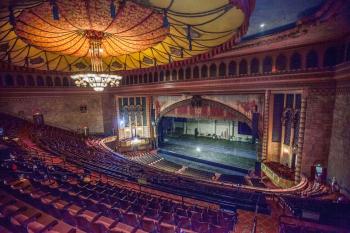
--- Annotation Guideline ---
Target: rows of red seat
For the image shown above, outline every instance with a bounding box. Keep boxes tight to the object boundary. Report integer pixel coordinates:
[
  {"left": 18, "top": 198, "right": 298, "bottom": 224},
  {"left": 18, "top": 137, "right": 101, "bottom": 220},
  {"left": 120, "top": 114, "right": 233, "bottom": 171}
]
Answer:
[
  {"left": 0, "top": 141, "right": 236, "bottom": 233},
  {"left": 0, "top": 113, "right": 270, "bottom": 215}
]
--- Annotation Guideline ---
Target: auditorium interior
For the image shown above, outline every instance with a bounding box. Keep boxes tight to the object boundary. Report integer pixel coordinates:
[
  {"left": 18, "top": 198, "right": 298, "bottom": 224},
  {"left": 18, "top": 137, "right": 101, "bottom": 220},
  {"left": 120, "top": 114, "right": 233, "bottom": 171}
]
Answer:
[{"left": 0, "top": 0, "right": 350, "bottom": 232}]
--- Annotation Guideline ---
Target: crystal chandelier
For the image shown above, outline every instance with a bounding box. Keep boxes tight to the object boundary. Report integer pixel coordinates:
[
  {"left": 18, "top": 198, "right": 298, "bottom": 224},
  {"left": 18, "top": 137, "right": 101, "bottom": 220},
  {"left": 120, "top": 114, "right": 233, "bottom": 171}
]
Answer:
[{"left": 71, "top": 30, "right": 122, "bottom": 92}]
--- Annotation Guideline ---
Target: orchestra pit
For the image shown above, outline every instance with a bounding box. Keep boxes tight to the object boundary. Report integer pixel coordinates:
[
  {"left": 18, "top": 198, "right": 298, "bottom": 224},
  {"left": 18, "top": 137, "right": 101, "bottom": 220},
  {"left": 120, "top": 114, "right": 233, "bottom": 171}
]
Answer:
[{"left": 0, "top": 0, "right": 350, "bottom": 232}]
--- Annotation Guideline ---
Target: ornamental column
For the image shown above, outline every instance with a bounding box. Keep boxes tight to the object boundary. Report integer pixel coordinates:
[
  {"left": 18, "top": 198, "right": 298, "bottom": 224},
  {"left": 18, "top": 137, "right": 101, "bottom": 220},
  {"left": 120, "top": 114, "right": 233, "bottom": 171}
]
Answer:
[
  {"left": 261, "top": 90, "right": 271, "bottom": 161},
  {"left": 294, "top": 90, "right": 308, "bottom": 183},
  {"left": 146, "top": 96, "right": 155, "bottom": 148}
]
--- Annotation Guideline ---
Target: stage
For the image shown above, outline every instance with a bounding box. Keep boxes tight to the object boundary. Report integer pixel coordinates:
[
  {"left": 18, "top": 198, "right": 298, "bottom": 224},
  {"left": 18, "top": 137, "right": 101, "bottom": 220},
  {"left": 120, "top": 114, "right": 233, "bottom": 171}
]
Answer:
[{"left": 158, "top": 135, "right": 257, "bottom": 174}]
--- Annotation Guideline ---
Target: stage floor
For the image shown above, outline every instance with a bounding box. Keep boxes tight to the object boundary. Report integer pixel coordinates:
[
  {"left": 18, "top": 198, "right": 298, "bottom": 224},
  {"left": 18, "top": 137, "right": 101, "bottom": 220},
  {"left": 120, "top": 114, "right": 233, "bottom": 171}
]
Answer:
[{"left": 159, "top": 135, "right": 257, "bottom": 171}]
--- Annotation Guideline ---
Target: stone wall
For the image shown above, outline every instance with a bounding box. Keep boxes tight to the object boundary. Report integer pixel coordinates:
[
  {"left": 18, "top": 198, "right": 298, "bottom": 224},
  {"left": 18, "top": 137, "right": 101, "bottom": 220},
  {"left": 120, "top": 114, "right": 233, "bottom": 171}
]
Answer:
[
  {"left": 301, "top": 89, "right": 335, "bottom": 176},
  {"left": 101, "top": 94, "right": 116, "bottom": 135},
  {"left": 0, "top": 94, "right": 106, "bottom": 134},
  {"left": 328, "top": 89, "right": 350, "bottom": 196}
]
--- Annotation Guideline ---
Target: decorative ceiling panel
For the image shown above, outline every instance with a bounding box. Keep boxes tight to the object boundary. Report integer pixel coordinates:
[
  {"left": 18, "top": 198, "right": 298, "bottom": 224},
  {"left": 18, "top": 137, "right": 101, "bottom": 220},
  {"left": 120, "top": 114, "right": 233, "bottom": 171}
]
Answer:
[{"left": 0, "top": 0, "right": 254, "bottom": 72}]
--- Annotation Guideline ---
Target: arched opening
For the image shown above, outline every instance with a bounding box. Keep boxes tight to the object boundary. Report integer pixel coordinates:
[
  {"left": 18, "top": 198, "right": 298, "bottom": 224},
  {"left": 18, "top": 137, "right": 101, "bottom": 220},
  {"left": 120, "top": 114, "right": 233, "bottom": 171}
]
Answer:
[
  {"left": 185, "top": 67, "right": 191, "bottom": 79},
  {"left": 239, "top": 59, "right": 248, "bottom": 75},
  {"left": 209, "top": 63, "right": 217, "bottom": 77},
  {"left": 37, "top": 76, "right": 45, "bottom": 86},
  {"left": 201, "top": 65, "right": 208, "bottom": 78},
  {"left": 193, "top": 66, "right": 199, "bottom": 79},
  {"left": 250, "top": 58, "right": 259, "bottom": 74},
  {"left": 46, "top": 76, "right": 53, "bottom": 86},
  {"left": 156, "top": 97, "right": 261, "bottom": 178},
  {"left": 323, "top": 47, "right": 338, "bottom": 67},
  {"left": 276, "top": 54, "right": 287, "bottom": 71},
  {"left": 154, "top": 72, "right": 158, "bottom": 82},
  {"left": 219, "top": 62, "right": 226, "bottom": 77},
  {"left": 165, "top": 70, "right": 170, "bottom": 81},
  {"left": 290, "top": 52, "right": 302, "bottom": 70},
  {"left": 306, "top": 50, "right": 318, "bottom": 68},
  {"left": 54, "top": 77, "right": 62, "bottom": 86},
  {"left": 5, "top": 74, "right": 14, "bottom": 87},
  {"left": 63, "top": 77, "right": 69, "bottom": 86},
  {"left": 143, "top": 73, "right": 148, "bottom": 83},
  {"left": 17, "top": 75, "right": 25, "bottom": 87},
  {"left": 263, "top": 56, "right": 272, "bottom": 73},
  {"left": 138, "top": 74, "right": 143, "bottom": 83},
  {"left": 178, "top": 68, "right": 184, "bottom": 80},
  {"left": 171, "top": 69, "right": 177, "bottom": 81},
  {"left": 27, "top": 75, "right": 35, "bottom": 86},
  {"left": 148, "top": 72, "right": 153, "bottom": 83},
  {"left": 228, "top": 61, "right": 237, "bottom": 76},
  {"left": 160, "top": 71, "right": 164, "bottom": 82}
]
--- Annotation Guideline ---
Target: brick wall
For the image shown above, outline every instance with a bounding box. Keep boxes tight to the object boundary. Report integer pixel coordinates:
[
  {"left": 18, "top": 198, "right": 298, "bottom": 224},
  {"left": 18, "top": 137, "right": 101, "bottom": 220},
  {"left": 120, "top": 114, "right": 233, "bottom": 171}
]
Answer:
[
  {"left": 301, "top": 89, "right": 335, "bottom": 176},
  {"left": 328, "top": 89, "right": 350, "bottom": 196}
]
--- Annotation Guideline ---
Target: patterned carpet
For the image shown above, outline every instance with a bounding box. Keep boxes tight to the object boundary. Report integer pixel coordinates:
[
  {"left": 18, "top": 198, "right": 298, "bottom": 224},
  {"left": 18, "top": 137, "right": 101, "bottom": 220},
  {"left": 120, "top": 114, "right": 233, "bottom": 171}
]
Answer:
[{"left": 235, "top": 200, "right": 283, "bottom": 233}]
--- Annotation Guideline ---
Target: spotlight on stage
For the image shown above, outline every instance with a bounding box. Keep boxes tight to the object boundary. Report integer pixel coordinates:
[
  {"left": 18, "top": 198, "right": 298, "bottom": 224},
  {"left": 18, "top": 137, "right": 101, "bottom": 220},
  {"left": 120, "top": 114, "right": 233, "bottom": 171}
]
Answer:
[
  {"left": 119, "top": 119, "right": 125, "bottom": 127},
  {"left": 196, "top": 147, "right": 201, "bottom": 152},
  {"left": 131, "top": 137, "right": 140, "bottom": 145}
]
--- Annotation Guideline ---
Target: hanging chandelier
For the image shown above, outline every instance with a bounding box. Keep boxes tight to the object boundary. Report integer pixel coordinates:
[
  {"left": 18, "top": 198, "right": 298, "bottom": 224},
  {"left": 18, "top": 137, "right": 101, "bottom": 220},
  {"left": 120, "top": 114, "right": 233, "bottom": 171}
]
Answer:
[{"left": 71, "top": 30, "right": 122, "bottom": 92}]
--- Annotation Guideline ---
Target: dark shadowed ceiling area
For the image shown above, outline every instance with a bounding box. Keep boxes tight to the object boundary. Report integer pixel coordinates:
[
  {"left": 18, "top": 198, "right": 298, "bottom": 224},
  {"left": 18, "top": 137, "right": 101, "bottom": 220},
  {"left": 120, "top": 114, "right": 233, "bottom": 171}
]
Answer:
[{"left": 245, "top": 0, "right": 324, "bottom": 37}]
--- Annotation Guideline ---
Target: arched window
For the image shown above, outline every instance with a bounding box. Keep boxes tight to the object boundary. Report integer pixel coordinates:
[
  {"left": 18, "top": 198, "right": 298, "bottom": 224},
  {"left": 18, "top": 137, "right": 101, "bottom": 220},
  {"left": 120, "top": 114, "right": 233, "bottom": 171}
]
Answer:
[
  {"left": 306, "top": 50, "right": 318, "bottom": 68},
  {"left": 148, "top": 72, "right": 153, "bottom": 83},
  {"left": 276, "top": 54, "right": 287, "bottom": 71},
  {"left": 209, "top": 63, "right": 217, "bottom": 77},
  {"left": 201, "top": 65, "right": 208, "bottom": 78},
  {"left": 290, "top": 52, "right": 301, "bottom": 70},
  {"left": 228, "top": 61, "right": 236, "bottom": 76},
  {"left": 46, "top": 76, "right": 53, "bottom": 86},
  {"left": 219, "top": 63, "right": 226, "bottom": 77},
  {"left": 323, "top": 47, "right": 338, "bottom": 67},
  {"left": 250, "top": 58, "right": 259, "bottom": 74},
  {"left": 185, "top": 67, "right": 191, "bottom": 79},
  {"left": 37, "top": 76, "right": 44, "bottom": 86},
  {"left": 172, "top": 69, "right": 177, "bottom": 81},
  {"left": 5, "top": 74, "right": 14, "bottom": 86},
  {"left": 165, "top": 70, "right": 170, "bottom": 81},
  {"left": 143, "top": 73, "right": 148, "bottom": 83},
  {"left": 178, "top": 68, "right": 184, "bottom": 80},
  {"left": 239, "top": 59, "right": 248, "bottom": 75},
  {"left": 193, "top": 66, "right": 199, "bottom": 79},
  {"left": 160, "top": 71, "right": 164, "bottom": 82},
  {"left": 263, "top": 56, "right": 272, "bottom": 73},
  {"left": 125, "top": 76, "right": 130, "bottom": 85},
  {"left": 0, "top": 76, "right": 3, "bottom": 87},
  {"left": 17, "top": 75, "right": 25, "bottom": 86},
  {"left": 54, "top": 77, "right": 61, "bottom": 86},
  {"left": 27, "top": 75, "right": 35, "bottom": 86},
  {"left": 153, "top": 72, "right": 158, "bottom": 82}
]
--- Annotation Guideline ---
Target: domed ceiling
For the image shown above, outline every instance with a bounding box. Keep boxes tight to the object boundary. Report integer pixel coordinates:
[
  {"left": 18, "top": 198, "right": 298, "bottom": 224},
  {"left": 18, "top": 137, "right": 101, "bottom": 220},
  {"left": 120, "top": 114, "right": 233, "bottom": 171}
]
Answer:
[{"left": 0, "top": 0, "right": 254, "bottom": 72}]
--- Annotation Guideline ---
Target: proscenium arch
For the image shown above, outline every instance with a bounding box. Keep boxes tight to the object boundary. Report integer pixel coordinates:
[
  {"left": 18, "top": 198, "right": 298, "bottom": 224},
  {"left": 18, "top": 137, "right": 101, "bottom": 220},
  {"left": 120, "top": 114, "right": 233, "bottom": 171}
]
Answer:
[{"left": 156, "top": 97, "right": 262, "bottom": 138}]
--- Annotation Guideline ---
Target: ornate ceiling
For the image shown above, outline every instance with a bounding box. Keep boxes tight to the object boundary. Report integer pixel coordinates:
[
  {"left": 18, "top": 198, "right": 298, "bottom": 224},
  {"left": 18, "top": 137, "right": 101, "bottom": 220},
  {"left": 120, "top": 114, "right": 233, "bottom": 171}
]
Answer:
[{"left": 0, "top": 0, "right": 254, "bottom": 72}]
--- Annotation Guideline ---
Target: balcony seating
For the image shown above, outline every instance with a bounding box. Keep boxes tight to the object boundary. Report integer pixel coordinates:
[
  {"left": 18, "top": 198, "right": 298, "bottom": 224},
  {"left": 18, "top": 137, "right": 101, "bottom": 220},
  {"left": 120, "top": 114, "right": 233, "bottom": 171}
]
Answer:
[
  {"left": 0, "top": 151, "right": 239, "bottom": 233},
  {"left": 0, "top": 113, "right": 270, "bottom": 215}
]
